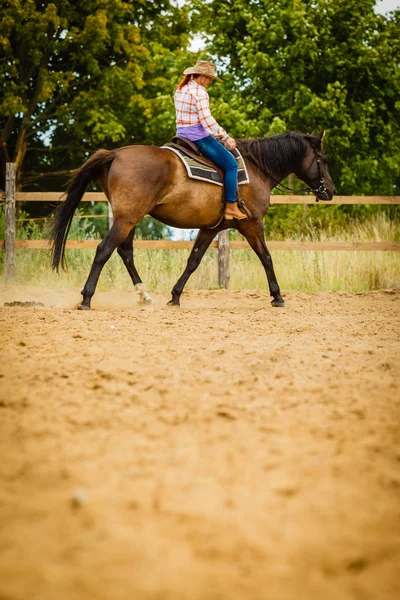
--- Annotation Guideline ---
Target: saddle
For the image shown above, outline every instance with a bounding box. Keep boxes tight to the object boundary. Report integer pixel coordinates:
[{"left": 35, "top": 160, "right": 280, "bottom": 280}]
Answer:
[{"left": 164, "top": 136, "right": 224, "bottom": 179}]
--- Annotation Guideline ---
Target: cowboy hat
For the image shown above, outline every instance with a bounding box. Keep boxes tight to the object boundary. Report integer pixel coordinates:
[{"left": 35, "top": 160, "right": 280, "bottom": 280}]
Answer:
[{"left": 183, "top": 60, "right": 222, "bottom": 82}]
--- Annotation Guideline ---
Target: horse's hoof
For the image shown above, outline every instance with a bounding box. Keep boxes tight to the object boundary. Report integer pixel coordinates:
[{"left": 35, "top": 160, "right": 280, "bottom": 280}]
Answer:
[
  {"left": 78, "top": 304, "right": 91, "bottom": 311},
  {"left": 167, "top": 300, "right": 180, "bottom": 307},
  {"left": 271, "top": 297, "right": 285, "bottom": 307},
  {"left": 138, "top": 297, "right": 152, "bottom": 305}
]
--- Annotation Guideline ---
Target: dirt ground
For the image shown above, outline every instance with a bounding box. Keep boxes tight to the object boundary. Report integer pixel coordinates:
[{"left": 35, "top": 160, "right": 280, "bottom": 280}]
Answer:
[{"left": 0, "top": 285, "right": 399, "bottom": 600}]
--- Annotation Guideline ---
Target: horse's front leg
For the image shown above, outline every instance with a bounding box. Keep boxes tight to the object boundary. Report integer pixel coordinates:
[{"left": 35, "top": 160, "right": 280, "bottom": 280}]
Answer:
[
  {"left": 168, "top": 228, "right": 217, "bottom": 306},
  {"left": 238, "top": 219, "right": 285, "bottom": 307}
]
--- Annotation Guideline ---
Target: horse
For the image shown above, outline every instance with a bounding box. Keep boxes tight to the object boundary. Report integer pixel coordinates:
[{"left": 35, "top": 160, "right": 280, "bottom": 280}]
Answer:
[{"left": 50, "top": 131, "right": 336, "bottom": 309}]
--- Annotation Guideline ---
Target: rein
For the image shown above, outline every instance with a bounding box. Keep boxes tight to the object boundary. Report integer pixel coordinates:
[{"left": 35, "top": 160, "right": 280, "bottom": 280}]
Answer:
[{"left": 241, "top": 142, "right": 328, "bottom": 201}]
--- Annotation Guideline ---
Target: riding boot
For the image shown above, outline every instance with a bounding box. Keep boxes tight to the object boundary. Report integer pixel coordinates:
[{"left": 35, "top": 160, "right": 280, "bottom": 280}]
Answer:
[{"left": 224, "top": 201, "right": 248, "bottom": 221}]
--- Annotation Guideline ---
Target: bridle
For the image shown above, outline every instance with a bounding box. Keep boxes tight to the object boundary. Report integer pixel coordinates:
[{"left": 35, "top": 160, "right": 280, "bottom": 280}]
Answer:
[
  {"left": 303, "top": 144, "right": 329, "bottom": 201},
  {"left": 242, "top": 141, "right": 329, "bottom": 201}
]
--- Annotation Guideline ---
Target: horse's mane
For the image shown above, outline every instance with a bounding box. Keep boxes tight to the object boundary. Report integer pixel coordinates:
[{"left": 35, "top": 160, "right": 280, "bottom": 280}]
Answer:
[{"left": 236, "top": 132, "right": 320, "bottom": 176}]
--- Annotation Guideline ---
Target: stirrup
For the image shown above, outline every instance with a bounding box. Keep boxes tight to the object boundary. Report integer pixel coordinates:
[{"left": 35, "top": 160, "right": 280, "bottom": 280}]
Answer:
[{"left": 237, "top": 197, "right": 252, "bottom": 219}]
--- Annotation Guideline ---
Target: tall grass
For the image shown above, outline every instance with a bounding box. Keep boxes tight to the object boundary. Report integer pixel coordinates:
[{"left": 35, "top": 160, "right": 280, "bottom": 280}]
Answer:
[{"left": 1, "top": 210, "right": 399, "bottom": 292}]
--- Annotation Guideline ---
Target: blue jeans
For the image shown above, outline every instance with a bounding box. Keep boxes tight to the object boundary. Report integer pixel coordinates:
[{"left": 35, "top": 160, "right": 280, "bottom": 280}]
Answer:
[{"left": 193, "top": 135, "right": 238, "bottom": 203}]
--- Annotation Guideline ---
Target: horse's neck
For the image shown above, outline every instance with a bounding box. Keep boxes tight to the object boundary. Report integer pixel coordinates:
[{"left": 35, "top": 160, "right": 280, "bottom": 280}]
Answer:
[{"left": 268, "top": 166, "right": 294, "bottom": 189}]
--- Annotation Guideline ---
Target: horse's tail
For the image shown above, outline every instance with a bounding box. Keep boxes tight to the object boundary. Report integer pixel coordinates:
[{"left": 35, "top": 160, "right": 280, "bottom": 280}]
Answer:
[{"left": 50, "top": 149, "right": 116, "bottom": 271}]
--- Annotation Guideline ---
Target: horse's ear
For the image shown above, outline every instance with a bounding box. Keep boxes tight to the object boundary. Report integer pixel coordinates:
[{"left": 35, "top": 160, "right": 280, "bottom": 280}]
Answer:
[{"left": 320, "top": 129, "right": 326, "bottom": 147}]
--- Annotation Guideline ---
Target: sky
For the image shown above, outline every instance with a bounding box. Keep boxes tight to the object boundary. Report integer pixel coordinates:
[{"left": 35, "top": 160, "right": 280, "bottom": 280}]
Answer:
[{"left": 375, "top": 0, "right": 400, "bottom": 12}]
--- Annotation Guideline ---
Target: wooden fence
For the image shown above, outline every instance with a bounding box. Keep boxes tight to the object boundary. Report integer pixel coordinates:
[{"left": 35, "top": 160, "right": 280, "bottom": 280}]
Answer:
[{"left": 1, "top": 162, "right": 399, "bottom": 287}]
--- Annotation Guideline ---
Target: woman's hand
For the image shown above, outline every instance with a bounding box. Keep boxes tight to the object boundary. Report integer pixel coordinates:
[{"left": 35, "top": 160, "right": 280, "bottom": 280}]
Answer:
[{"left": 225, "top": 136, "right": 237, "bottom": 150}]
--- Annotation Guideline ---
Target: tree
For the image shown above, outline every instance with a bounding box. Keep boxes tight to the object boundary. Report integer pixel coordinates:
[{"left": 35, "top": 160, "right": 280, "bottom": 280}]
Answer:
[
  {"left": 190, "top": 0, "right": 400, "bottom": 195},
  {"left": 0, "top": 0, "right": 191, "bottom": 190}
]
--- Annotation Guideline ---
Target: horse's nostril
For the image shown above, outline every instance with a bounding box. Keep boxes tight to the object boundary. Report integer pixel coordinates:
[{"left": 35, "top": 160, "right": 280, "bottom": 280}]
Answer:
[{"left": 333, "top": 188, "right": 337, "bottom": 195}]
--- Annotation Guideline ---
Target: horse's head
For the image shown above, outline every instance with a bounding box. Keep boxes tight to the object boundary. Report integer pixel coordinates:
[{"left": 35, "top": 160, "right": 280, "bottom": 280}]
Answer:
[{"left": 295, "top": 131, "right": 336, "bottom": 201}]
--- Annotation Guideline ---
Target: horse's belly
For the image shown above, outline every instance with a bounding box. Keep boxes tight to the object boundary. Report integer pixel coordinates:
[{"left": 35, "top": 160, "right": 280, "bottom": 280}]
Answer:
[
  {"left": 149, "top": 209, "right": 221, "bottom": 229},
  {"left": 150, "top": 187, "right": 224, "bottom": 229}
]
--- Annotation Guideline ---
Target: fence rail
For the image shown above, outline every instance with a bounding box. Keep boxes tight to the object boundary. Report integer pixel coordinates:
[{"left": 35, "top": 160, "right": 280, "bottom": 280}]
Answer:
[
  {"left": 0, "top": 239, "right": 398, "bottom": 252},
  {"left": 5, "top": 191, "right": 400, "bottom": 204},
  {"left": 1, "top": 163, "right": 399, "bottom": 286}
]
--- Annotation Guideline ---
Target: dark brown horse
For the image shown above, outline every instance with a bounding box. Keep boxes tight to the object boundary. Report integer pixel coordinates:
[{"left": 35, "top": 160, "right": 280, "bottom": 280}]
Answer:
[{"left": 51, "top": 131, "right": 336, "bottom": 309}]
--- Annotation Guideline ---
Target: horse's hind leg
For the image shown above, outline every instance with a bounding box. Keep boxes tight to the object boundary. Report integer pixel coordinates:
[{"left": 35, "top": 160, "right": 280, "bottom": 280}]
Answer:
[
  {"left": 168, "top": 228, "right": 217, "bottom": 306},
  {"left": 79, "top": 219, "right": 133, "bottom": 310},
  {"left": 117, "top": 227, "right": 151, "bottom": 304}
]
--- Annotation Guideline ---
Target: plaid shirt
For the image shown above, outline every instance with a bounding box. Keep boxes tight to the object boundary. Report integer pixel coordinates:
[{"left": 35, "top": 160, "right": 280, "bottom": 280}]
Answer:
[{"left": 174, "top": 80, "right": 227, "bottom": 138}]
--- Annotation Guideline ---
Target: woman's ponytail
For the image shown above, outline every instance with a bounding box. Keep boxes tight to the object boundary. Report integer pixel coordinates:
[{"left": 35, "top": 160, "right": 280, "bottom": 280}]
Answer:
[{"left": 177, "top": 74, "right": 200, "bottom": 89}]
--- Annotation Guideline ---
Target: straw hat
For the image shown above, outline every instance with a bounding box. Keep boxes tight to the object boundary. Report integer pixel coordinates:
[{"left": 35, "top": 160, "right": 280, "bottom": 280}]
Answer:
[{"left": 183, "top": 60, "right": 222, "bottom": 82}]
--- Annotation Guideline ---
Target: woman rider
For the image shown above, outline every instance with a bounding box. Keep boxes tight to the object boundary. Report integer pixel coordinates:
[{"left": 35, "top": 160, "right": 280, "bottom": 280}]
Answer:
[{"left": 174, "top": 60, "right": 247, "bottom": 221}]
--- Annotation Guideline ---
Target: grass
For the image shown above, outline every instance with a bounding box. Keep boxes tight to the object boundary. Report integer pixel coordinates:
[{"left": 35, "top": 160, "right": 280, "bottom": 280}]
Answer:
[{"left": 1, "top": 213, "right": 399, "bottom": 293}]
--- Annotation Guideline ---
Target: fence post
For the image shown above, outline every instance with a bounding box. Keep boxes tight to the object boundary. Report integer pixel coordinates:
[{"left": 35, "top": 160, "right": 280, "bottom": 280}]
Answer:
[
  {"left": 5, "top": 163, "right": 16, "bottom": 284},
  {"left": 218, "top": 229, "right": 230, "bottom": 289}
]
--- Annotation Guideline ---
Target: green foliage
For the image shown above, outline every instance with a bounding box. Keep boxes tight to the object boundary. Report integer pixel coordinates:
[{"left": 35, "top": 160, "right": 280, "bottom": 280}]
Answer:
[
  {"left": 135, "top": 217, "right": 172, "bottom": 240},
  {"left": 0, "top": 0, "right": 192, "bottom": 187}
]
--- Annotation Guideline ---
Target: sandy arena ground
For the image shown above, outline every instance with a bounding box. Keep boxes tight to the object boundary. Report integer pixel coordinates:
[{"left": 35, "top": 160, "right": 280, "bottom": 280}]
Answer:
[{"left": 0, "top": 286, "right": 399, "bottom": 600}]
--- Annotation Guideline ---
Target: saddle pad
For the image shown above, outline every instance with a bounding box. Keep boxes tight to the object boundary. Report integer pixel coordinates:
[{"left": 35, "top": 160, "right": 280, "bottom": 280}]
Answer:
[{"left": 162, "top": 145, "right": 250, "bottom": 187}]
